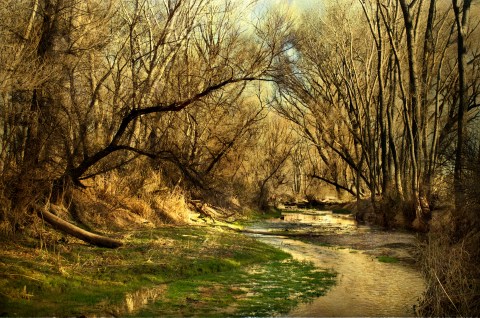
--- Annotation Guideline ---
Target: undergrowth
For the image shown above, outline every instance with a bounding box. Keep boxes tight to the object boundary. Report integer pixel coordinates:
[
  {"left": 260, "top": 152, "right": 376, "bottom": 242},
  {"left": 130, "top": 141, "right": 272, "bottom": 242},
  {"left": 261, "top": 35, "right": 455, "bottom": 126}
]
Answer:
[{"left": 418, "top": 226, "right": 480, "bottom": 316}]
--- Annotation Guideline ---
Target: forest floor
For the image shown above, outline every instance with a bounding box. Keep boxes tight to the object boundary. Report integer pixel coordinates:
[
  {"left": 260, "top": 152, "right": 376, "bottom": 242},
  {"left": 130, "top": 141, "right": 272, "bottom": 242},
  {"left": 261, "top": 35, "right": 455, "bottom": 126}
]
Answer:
[{"left": 0, "top": 224, "right": 335, "bottom": 317}]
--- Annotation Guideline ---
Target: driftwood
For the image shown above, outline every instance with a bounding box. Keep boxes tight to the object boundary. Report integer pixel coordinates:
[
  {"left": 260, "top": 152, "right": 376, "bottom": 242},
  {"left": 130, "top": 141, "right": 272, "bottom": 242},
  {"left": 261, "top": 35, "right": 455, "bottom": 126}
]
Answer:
[
  {"left": 188, "top": 200, "right": 215, "bottom": 221},
  {"left": 188, "top": 200, "right": 239, "bottom": 223},
  {"left": 37, "top": 204, "right": 123, "bottom": 248}
]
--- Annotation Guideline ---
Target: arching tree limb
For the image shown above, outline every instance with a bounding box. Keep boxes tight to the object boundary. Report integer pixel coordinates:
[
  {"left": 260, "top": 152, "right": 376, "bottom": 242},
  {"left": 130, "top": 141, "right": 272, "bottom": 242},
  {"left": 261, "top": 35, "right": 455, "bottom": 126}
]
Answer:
[
  {"left": 310, "top": 174, "right": 357, "bottom": 197},
  {"left": 66, "top": 76, "right": 266, "bottom": 183}
]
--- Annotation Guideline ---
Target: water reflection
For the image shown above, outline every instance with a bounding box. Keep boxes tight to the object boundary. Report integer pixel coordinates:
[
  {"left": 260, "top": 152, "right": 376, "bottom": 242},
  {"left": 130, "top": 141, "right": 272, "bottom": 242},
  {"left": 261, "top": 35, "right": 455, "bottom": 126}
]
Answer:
[
  {"left": 249, "top": 209, "right": 425, "bottom": 317},
  {"left": 281, "top": 211, "right": 356, "bottom": 227},
  {"left": 284, "top": 238, "right": 423, "bottom": 317},
  {"left": 112, "top": 285, "right": 166, "bottom": 315},
  {"left": 250, "top": 210, "right": 362, "bottom": 236}
]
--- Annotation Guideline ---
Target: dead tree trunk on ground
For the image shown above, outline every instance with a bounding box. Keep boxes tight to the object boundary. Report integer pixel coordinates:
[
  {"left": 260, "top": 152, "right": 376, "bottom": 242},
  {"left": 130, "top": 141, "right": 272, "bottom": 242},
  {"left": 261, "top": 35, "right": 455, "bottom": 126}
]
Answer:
[{"left": 37, "top": 204, "right": 123, "bottom": 248}]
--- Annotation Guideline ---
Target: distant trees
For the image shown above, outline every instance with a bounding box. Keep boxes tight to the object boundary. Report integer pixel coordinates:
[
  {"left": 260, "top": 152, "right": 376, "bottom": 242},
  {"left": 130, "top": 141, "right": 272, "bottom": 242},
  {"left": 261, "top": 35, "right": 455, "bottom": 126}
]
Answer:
[
  {"left": 452, "top": 0, "right": 472, "bottom": 210},
  {"left": 273, "top": 0, "right": 480, "bottom": 228},
  {"left": 55, "top": 0, "right": 284, "bottom": 189}
]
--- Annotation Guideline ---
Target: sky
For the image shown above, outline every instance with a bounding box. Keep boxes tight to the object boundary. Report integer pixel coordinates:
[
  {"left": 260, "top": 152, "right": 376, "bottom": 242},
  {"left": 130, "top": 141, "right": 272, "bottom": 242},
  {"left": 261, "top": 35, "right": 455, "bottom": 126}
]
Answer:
[
  {"left": 230, "top": 0, "right": 325, "bottom": 23},
  {"left": 254, "top": 0, "right": 324, "bottom": 16},
  {"left": 279, "top": 0, "right": 323, "bottom": 11}
]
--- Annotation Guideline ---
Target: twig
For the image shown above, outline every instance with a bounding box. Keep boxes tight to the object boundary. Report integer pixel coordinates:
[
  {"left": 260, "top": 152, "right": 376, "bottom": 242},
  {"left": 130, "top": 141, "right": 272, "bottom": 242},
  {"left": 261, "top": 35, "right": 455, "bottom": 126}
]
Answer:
[
  {"left": 433, "top": 270, "right": 463, "bottom": 317},
  {"left": 2, "top": 273, "right": 43, "bottom": 282}
]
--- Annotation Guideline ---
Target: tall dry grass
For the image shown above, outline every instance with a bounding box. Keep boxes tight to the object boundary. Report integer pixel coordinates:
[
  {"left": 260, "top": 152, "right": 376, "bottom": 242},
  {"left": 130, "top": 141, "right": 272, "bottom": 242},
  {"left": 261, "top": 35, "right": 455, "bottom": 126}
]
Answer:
[
  {"left": 418, "top": 226, "right": 480, "bottom": 316},
  {"left": 0, "top": 156, "right": 196, "bottom": 241},
  {"left": 418, "top": 166, "right": 480, "bottom": 317},
  {"left": 0, "top": 171, "right": 53, "bottom": 238},
  {"left": 89, "top": 166, "right": 192, "bottom": 227}
]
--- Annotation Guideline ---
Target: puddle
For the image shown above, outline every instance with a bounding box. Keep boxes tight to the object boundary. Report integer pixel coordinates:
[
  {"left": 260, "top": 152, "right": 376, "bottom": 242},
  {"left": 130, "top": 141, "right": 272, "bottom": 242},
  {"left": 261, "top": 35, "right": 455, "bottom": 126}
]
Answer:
[
  {"left": 107, "top": 285, "right": 167, "bottom": 316},
  {"left": 249, "top": 210, "right": 366, "bottom": 236},
  {"left": 248, "top": 209, "right": 425, "bottom": 317}
]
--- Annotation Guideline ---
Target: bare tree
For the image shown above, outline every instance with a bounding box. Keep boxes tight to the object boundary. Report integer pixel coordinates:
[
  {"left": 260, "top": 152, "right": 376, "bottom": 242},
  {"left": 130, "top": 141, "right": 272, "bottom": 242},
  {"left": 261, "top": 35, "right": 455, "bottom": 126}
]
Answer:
[
  {"left": 273, "top": 0, "right": 479, "bottom": 229},
  {"left": 452, "top": 0, "right": 472, "bottom": 210},
  {"left": 0, "top": 0, "right": 294, "bottom": 246}
]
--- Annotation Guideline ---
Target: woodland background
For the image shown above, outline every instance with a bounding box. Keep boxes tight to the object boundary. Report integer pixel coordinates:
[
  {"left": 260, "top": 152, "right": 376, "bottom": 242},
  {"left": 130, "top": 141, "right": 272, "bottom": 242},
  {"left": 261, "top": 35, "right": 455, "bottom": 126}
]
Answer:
[{"left": 0, "top": 0, "right": 479, "bottom": 315}]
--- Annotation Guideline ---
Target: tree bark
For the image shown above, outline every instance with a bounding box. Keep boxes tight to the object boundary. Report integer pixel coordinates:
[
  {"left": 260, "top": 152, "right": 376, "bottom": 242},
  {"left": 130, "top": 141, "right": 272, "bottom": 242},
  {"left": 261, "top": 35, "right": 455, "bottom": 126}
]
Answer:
[
  {"left": 452, "top": 0, "right": 471, "bottom": 211},
  {"left": 37, "top": 204, "right": 123, "bottom": 248},
  {"left": 399, "top": 0, "right": 430, "bottom": 230},
  {"left": 310, "top": 174, "right": 357, "bottom": 197}
]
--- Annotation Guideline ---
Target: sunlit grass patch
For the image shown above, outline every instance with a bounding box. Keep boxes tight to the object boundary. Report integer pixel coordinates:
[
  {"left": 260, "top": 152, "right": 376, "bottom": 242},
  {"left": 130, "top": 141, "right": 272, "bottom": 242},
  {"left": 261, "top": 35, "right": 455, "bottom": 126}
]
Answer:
[
  {"left": 137, "top": 259, "right": 336, "bottom": 317},
  {"left": 234, "top": 208, "right": 283, "bottom": 226}
]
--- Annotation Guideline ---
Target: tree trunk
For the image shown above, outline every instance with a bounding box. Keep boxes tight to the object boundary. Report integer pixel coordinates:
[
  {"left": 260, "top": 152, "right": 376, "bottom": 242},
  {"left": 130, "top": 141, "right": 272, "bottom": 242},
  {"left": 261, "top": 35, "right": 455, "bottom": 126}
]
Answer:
[
  {"left": 399, "top": 0, "right": 430, "bottom": 230},
  {"left": 452, "top": 0, "right": 471, "bottom": 212},
  {"left": 37, "top": 204, "right": 123, "bottom": 248},
  {"left": 22, "top": 0, "right": 61, "bottom": 172}
]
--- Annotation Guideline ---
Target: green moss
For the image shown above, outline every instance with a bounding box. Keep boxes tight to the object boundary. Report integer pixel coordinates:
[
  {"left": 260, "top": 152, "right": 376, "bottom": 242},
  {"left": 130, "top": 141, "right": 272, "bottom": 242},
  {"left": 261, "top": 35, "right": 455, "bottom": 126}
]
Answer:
[
  {"left": 138, "top": 259, "right": 336, "bottom": 317},
  {"left": 377, "top": 255, "right": 399, "bottom": 263},
  {"left": 1, "top": 226, "right": 334, "bottom": 317}
]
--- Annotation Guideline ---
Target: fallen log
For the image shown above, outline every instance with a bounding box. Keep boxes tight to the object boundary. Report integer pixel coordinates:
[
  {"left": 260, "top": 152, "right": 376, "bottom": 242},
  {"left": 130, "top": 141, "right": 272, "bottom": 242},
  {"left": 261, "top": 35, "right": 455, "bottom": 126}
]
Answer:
[
  {"left": 37, "top": 204, "right": 123, "bottom": 248},
  {"left": 188, "top": 200, "right": 215, "bottom": 221}
]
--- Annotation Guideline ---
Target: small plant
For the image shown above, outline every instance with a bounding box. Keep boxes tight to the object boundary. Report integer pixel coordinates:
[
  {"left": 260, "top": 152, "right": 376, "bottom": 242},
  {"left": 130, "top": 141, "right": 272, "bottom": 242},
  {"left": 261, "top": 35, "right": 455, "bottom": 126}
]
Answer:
[{"left": 376, "top": 256, "right": 399, "bottom": 263}]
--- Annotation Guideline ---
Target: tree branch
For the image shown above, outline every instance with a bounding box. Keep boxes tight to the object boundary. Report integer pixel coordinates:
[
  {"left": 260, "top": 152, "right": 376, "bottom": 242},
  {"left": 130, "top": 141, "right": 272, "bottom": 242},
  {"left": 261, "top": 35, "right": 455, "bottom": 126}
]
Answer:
[
  {"left": 310, "top": 174, "right": 357, "bottom": 197},
  {"left": 66, "top": 76, "right": 270, "bottom": 182}
]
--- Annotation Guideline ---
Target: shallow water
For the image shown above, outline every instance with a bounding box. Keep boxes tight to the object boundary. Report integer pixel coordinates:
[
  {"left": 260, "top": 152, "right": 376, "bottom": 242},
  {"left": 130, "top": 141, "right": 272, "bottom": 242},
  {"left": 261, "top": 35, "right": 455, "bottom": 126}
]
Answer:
[{"left": 249, "top": 210, "right": 425, "bottom": 317}]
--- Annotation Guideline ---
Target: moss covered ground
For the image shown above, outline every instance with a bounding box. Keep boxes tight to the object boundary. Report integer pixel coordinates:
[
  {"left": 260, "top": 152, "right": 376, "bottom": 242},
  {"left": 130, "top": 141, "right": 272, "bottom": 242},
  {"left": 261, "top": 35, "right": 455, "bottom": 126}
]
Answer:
[{"left": 0, "top": 225, "right": 335, "bottom": 317}]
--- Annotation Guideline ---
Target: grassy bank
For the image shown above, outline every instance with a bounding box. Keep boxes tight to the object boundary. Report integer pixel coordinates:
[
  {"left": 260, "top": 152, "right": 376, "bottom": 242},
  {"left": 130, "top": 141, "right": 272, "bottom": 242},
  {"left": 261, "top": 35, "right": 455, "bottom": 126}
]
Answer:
[{"left": 0, "top": 226, "right": 335, "bottom": 317}]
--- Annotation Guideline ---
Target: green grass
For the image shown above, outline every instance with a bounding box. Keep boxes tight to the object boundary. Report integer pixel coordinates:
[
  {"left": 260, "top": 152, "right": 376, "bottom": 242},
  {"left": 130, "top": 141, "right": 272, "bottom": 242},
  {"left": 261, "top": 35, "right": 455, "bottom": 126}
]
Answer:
[
  {"left": 137, "top": 259, "right": 336, "bottom": 317},
  {"left": 231, "top": 208, "right": 284, "bottom": 228},
  {"left": 0, "top": 226, "right": 335, "bottom": 317},
  {"left": 332, "top": 208, "right": 352, "bottom": 215},
  {"left": 240, "top": 208, "right": 283, "bottom": 223},
  {"left": 376, "top": 255, "right": 399, "bottom": 263}
]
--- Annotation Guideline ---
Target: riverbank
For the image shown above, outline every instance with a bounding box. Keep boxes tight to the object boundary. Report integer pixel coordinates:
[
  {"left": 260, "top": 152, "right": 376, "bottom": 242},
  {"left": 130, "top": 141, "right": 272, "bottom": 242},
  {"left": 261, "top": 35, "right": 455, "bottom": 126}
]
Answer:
[{"left": 0, "top": 225, "right": 335, "bottom": 317}]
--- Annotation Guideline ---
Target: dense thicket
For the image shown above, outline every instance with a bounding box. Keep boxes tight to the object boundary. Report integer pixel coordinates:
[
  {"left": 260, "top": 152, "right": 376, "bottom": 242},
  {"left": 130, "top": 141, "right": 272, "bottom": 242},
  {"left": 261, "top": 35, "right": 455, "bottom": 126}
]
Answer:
[
  {"left": 0, "top": 0, "right": 298, "bottom": 232},
  {"left": 271, "top": 1, "right": 480, "bottom": 314}
]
